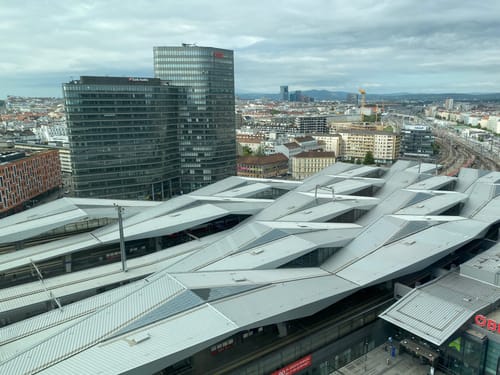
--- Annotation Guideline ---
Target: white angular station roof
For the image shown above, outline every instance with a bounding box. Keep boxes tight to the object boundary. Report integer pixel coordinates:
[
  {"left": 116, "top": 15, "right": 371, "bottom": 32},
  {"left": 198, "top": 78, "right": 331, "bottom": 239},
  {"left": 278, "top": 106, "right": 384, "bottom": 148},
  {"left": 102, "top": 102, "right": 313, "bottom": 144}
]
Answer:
[
  {"left": 0, "top": 233, "right": 222, "bottom": 320},
  {"left": 0, "top": 193, "right": 274, "bottom": 275},
  {"left": 1, "top": 161, "right": 499, "bottom": 375},
  {"left": 0, "top": 197, "right": 161, "bottom": 244},
  {"left": 379, "top": 243, "right": 500, "bottom": 346}
]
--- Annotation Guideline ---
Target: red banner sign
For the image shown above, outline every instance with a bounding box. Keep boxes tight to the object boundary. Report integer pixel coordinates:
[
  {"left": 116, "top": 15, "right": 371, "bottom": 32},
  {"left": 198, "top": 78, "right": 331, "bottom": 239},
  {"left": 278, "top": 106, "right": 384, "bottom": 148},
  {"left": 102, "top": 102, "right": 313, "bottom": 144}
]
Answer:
[
  {"left": 475, "top": 314, "right": 500, "bottom": 333},
  {"left": 271, "top": 354, "right": 312, "bottom": 375},
  {"left": 213, "top": 51, "right": 224, "bottom": 58}
]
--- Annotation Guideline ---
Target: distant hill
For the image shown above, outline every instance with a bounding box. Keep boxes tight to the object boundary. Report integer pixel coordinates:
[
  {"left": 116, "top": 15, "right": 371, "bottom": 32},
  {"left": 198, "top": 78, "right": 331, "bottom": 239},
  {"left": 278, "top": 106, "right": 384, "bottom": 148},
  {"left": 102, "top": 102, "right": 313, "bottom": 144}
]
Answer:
[
  {"left": 236, "top": 90, "right": 349, "bottom": 101},
  {"left": 237, "top": 93, "right": 278, "bottom": 100},
  {"left": 303, "top": 90, "right": 350, "bottom": 100},
  {"left": 236, "top": 90, "right": 500, "bottom": 102}
]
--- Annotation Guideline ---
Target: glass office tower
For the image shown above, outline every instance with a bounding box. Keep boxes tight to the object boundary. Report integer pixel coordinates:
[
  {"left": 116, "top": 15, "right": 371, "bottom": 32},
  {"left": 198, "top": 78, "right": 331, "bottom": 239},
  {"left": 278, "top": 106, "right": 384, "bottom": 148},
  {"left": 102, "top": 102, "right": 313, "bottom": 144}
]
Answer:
[
  {"left": 400, "top": 124, "right": 435, "bottom": 159},
  {"left": 63, "top": 76, "right": 185, "bottom": 199},
  {"left": 154, "top": 45, "right": 236, "bottom": 193},
  {"left": 280, "top": 85, "right": 289, "bottom": 101}
]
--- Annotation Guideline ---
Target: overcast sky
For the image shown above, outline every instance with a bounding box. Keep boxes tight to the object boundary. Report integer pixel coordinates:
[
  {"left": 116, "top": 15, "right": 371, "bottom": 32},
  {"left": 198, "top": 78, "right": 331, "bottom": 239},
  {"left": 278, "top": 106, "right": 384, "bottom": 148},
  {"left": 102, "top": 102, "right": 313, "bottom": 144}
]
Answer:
[{"left": 1, "top": 0, "right": 500, "bottom": 97}]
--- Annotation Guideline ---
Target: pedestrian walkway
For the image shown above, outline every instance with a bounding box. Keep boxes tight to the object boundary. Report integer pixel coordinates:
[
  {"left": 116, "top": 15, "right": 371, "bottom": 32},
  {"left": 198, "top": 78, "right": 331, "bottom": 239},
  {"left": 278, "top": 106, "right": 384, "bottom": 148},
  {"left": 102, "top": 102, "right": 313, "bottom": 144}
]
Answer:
[{"left": 331, "top": 344, "right": 445, "bottom": 375}]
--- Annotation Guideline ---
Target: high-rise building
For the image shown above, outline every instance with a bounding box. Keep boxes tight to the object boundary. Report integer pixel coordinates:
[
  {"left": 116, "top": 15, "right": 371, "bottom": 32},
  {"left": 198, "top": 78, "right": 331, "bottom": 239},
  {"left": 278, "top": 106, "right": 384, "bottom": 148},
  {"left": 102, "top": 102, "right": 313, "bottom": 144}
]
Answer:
[
  {"left": 280, "top": 85, "right": 289, "bottom": 101},
  {"left": 346, "top": 93, "right": 359, "bottom": 105},
  {"left": 444, "top": 98, "right": 454, "bottom": 110},
  {"left": 290, "top": 90, "right": 302, "bottom": 102},
  {"left": 153, "top": 44, "right": 236, "bottom": 193},
  {"left": 289, "top": 90, "right": 313, "bottom": 103},
  {"left": 400, "top": 125, "right": 434, "bottom": 159},
  {"left": 63, "top": 76, "right": 184, "bottom": 199}
]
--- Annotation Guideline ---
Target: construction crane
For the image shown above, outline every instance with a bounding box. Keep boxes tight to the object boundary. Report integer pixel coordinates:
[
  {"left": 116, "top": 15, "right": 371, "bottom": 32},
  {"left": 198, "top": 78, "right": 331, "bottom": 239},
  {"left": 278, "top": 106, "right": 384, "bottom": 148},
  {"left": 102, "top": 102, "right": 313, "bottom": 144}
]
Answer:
[{"left": 358, "top": 88, "right": 366, "bottom": 122}]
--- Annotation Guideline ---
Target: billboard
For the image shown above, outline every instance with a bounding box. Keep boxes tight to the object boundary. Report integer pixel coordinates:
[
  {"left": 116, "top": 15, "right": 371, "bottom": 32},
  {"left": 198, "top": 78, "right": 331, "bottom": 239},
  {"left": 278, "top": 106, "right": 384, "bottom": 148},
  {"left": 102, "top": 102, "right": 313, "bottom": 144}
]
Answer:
[{"left": 271, "top": 354, "right": 312, "bottom": 375}]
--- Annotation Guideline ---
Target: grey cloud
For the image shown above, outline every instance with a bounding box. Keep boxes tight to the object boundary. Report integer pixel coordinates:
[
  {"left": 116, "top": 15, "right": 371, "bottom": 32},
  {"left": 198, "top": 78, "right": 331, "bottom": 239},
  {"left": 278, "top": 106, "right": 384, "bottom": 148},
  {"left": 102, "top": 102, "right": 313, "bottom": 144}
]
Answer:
[{"left": 1, "top": 0, "right": 500, "bottom": 96}]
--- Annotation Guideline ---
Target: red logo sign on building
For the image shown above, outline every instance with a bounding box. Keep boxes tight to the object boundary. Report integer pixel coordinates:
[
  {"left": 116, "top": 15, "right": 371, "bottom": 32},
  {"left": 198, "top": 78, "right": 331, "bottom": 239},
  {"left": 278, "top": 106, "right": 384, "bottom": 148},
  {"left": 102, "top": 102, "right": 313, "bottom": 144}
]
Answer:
[
  {"left": 271, "top": 354, "right": 312, "bottom": 375},
  {"left": 474, "top": 314, "right": 500, "bottom": 333},
  {"left": 213, "top": 51, "right": 224, "bottom": 58}
]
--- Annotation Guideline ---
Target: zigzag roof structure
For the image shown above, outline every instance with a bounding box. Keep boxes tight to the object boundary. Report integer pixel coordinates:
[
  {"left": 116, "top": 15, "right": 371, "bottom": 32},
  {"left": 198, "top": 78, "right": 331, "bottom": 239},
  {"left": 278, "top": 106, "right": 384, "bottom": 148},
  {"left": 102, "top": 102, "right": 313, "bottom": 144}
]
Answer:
[{"left": 0, "top": 160, "right": 499, "bottom": 375}]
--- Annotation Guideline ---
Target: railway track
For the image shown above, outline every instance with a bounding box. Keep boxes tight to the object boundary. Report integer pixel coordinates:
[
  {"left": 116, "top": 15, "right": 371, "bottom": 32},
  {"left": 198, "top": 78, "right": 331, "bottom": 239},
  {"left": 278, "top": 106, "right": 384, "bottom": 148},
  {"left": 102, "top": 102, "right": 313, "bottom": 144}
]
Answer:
[
  {"left": 0, "top": 230, "right": 87, "bottom": 256},
  {"left": 435, "top": 135, "right": 500, "bottom": 175}
]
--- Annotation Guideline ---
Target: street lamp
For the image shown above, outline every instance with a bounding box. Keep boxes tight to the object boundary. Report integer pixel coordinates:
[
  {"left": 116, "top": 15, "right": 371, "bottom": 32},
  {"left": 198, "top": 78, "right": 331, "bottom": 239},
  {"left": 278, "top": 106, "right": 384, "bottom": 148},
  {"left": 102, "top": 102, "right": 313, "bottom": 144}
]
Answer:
[
  {"left": 364, "top": 340, "right": 369, "bottom": 371},
  {"left": 114, "top": 204, "right": 127, "bottom": 272}
]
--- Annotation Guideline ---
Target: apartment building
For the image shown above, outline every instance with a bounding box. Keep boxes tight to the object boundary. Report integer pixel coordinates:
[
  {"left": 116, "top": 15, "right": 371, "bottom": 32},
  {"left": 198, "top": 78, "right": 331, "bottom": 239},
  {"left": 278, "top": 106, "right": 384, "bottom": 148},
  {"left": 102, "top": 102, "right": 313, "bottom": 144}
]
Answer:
[
  {"left": 329, "top": 122, "right": 382, "bottom": 133},
  {"left": 0, "top": 149, "right": 61, "bottom": 216},
  {"left": 15, "top": 143, "right": 72, "bottom": 174},
  {"left": 237, "top": 153, "right": 288, "bottom": 178},
  {"left": 486, "top": 116, "right": 500, "bottom": 133},
  {"left": 276, "top": 137, "right": 322, "bottom": 172},
  {"left": 294, "top": 136, "right": 321, "bottom": 151},
  {"left": 275, "top": 142, "right": 302, "bottom": 159},
  {"left": 373, "top": 132, "right": 400, "bottom": 163},
  {"left": 291, "top": 151, "right": 336, "bottom": 180},
  {"left": 338, "top": 130, "right": 400, "bottom": 164},
  {"left": 295, "top": 116, "right": 327, "bottom": 134},
  {"left": 236, "top": 134, "right": 265, "bottom": 155},
  {"left": 311, "top": 134, "right": 341, "bottom": 156}
]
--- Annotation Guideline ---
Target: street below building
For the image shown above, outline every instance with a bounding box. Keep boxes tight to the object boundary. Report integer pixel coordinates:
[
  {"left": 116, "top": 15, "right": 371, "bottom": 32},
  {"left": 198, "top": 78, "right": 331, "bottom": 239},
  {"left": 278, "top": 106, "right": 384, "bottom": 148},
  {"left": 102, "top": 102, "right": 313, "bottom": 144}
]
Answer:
[{"left": 331, "top": 343, "right": 445, "bottom": 375}]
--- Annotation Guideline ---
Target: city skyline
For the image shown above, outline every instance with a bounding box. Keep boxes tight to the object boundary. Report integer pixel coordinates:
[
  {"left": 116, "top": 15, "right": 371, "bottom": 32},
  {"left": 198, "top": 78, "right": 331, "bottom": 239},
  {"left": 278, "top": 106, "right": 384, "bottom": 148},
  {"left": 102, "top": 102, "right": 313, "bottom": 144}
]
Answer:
[{"left": 1, "top": 0, "right": 500, "bottom": 97}]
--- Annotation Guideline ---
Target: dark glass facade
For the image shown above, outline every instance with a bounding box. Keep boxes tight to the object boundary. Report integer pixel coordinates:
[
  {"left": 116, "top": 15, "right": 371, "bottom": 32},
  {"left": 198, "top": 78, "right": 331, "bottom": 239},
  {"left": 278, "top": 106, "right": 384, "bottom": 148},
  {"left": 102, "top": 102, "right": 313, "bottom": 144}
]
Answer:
[
  {"left": 63, "top": 76, "right": 184, "bottom": 199},
  {"left": 153, "top": 45, "right": 236, "bottom": 193},
  {"left": 280, "top": 85, "right": 289, "bottom": 101},
  {"left": 400, "top": 125, "right": 434, "bottom": 159},
  {"left": 441, "top": 332, "right": 488, "bottom": 375}
]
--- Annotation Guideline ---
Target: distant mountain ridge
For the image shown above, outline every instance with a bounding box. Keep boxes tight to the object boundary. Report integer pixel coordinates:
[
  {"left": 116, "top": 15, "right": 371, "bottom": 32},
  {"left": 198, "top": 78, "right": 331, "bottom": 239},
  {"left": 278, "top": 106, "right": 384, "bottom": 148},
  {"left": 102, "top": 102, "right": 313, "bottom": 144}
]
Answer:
[
  {"left": 236, "top": 90, "right": 348, "bottom": 101},
  {"left": 236, "top": 90, "right": 500, "bottom": 101}
]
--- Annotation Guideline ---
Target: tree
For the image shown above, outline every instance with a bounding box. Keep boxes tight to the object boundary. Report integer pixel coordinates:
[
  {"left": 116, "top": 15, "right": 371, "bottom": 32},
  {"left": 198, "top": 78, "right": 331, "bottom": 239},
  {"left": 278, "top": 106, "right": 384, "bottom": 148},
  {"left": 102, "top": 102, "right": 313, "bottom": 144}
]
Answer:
[
  {"left": 362, "top": 114, "right": 377, "bottom": 123},
  {"left": 242, "top": 146, "right": 253, "bottom": 156},
  {"left": 255, "top": 145, "right": 265, "bottom": 156},
  {"left": 363, "top": 151, "right": 375, "bottom": 165},
  {"left": 431, "top": 142, "right": 440, "bottom": 155}
]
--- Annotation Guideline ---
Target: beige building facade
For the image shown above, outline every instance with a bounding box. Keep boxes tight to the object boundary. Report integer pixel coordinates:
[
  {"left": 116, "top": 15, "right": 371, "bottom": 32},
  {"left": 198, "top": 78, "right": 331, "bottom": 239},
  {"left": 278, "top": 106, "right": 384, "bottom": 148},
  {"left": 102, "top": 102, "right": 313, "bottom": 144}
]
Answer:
[
  {"left": 291, "top": 151, "right": 336, "bottom": 180},
  {"left": 338, "top": 130, "right": 400, "bottom": 164},
  {"left": 311, "top": 134, "right": 341, "bottom": 156}
]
